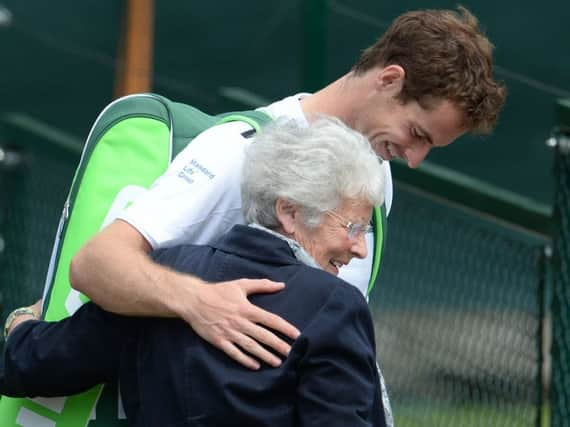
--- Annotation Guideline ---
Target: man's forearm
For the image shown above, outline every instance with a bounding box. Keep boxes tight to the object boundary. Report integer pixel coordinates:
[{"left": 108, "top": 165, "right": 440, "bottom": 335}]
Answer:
[{"left": 70, "top": 220, "right": 197, "bottom": 319}]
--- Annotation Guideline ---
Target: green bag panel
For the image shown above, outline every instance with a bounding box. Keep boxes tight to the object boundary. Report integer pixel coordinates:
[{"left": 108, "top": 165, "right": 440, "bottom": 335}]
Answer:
[
  {"left": 83, "top": 92, "right": 273, "bottom": 164},
  {"left": 87, "top": 94, "right": 171, "bottom": 147},
  {"left": 45, "top": 117, "right": 171, "bottom": 320},
  {"left": 368, "top": 204, "right": 387, "bottom": 296}
]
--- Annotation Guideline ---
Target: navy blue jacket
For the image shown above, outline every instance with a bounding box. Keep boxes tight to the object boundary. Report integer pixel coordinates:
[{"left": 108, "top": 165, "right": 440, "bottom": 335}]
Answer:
[{"left": 1, "top": 225, "right": 386, "bottom": 426}]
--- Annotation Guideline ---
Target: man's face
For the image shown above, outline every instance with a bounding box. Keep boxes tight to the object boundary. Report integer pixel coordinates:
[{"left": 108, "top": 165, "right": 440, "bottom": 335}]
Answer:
[{"left": 353, "top": 90, "right": 466, "bottom": 168}]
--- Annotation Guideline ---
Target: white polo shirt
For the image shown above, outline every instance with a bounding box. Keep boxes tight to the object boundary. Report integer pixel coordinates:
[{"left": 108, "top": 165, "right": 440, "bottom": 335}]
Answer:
[{"left": 119, "top": 93, "right": 392, "bottom": 296}]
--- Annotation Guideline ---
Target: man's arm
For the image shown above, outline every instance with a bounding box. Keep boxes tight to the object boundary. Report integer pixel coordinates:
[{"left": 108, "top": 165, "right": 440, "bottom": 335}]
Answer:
[
  {"left": 1, "top": 302, "right": 125, "bottom": 397},
  {"left": 70, "top": 220, "right": 300, "bottom": 370},
  {"left": 296, "top": 284, "right": 385, "bottom": 426}
]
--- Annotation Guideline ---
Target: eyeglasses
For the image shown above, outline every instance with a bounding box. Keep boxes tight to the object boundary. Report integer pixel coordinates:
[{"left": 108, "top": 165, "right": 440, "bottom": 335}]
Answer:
[{"left": 325, "top": 210, "right": 373, "bottom": 240}]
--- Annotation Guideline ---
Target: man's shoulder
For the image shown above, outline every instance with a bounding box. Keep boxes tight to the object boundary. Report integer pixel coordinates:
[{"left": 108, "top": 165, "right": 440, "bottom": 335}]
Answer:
[
  {"left": 257, "top": 93, "right": 310, "bottom": 125},
  {"left": 193, "top": 119, "right": 258, "bottom": 144}
]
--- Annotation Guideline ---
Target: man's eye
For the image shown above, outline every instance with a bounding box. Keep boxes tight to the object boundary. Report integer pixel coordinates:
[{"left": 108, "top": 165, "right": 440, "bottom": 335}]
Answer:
[{"left": 411, "top": 127, "right": 431, "bottom": 144}]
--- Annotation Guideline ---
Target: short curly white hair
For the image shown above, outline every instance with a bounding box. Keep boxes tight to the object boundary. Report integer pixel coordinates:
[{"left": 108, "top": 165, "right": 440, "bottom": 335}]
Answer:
[{"left": 241, "top": 116, "right": 384, "bottom": 228}]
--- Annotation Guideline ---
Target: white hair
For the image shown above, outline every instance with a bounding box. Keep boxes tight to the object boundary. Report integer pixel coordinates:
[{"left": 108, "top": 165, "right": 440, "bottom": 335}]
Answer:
[{"left": 241, "top": 116, "right": 385, "bottom": 228}]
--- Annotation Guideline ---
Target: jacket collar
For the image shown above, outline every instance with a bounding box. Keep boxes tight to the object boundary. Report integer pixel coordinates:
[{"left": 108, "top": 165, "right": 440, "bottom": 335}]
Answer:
[{"left": 210, "top": 225, "right": 303, "bottom": 267}]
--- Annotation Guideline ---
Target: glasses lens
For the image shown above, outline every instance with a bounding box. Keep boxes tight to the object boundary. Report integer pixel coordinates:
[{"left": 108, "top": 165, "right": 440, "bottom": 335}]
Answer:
[
  {"left": 347, "top": 223, "right": 363, "bottom": 239},
  {"left": 327, "top": 211, "right": 372, "bottom": 240},
  {"left": 347, "top": 223, "right": 373, "bottom": 239}
]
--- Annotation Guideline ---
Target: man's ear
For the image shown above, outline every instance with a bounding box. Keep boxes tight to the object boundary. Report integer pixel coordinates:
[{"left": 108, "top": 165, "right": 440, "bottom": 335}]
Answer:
[
  {"left": 275, "top": 198, "right": 298, "bottom": 235},
  {"left": 374, "top": 65, "right": 405, "bottom": 95}
]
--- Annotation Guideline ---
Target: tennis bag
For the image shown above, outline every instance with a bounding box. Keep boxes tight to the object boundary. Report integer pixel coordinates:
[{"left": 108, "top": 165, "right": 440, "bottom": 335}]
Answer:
[{"left": 0, "top": 92, "right": 386, "bottom": 426}]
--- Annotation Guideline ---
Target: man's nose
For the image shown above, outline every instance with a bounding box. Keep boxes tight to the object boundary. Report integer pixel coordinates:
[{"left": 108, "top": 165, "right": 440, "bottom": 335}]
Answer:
[{"left": 406, "top": 144, "right": 431, "bottom": 168}]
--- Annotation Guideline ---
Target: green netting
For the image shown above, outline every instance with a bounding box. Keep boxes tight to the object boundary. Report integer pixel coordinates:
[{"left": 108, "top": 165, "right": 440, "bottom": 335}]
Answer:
[
  {"left": 369, "top": 183, "right": 545, "bottom": 426},
  {"left": 0, "top": 139, "right": 78, "bottom": 354},
  {"left": 551, "top": 139, "right": 570, "bottom": 427}
]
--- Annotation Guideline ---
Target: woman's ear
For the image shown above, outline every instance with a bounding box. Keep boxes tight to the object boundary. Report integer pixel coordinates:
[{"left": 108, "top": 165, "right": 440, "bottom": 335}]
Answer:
[{"left": 275, "top": 198, "right": 298, "bottom": 235}]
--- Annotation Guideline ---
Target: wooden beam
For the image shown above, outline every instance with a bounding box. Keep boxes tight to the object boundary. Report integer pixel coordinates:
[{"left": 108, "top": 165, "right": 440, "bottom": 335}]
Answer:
[{"left": 115, "top": 0, "right": 154, "bottom": 97}]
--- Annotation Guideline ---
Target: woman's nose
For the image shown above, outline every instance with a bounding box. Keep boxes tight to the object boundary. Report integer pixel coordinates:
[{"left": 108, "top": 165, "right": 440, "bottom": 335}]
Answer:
[{"left": 350, "top": 233, "right": 368, "bottom": 259}]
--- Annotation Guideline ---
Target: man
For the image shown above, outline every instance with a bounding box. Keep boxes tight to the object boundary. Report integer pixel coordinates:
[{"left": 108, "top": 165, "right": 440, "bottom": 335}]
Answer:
[
  {"left": 69, "top": 7, "right": 504, "bottom": 370},
  {"left": 4, "top": 7, "right": 505, "bottom": 426}
]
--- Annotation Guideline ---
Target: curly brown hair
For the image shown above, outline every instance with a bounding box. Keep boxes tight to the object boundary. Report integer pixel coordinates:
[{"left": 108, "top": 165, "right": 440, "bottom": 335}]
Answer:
[{"left": 352, "top": 6, "right": 506, "bottom": 133}]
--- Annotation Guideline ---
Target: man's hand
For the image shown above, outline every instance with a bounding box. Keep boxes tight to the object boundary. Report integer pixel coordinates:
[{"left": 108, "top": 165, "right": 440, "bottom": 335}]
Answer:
[{"left": 182, "top": 279, "right": 300, "bottom": 370}]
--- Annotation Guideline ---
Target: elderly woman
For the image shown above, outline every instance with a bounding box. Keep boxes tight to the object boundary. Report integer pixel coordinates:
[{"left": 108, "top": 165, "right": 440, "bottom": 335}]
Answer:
[{"left": 1, "top": 117, "right": 387, "bottom": 426}]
